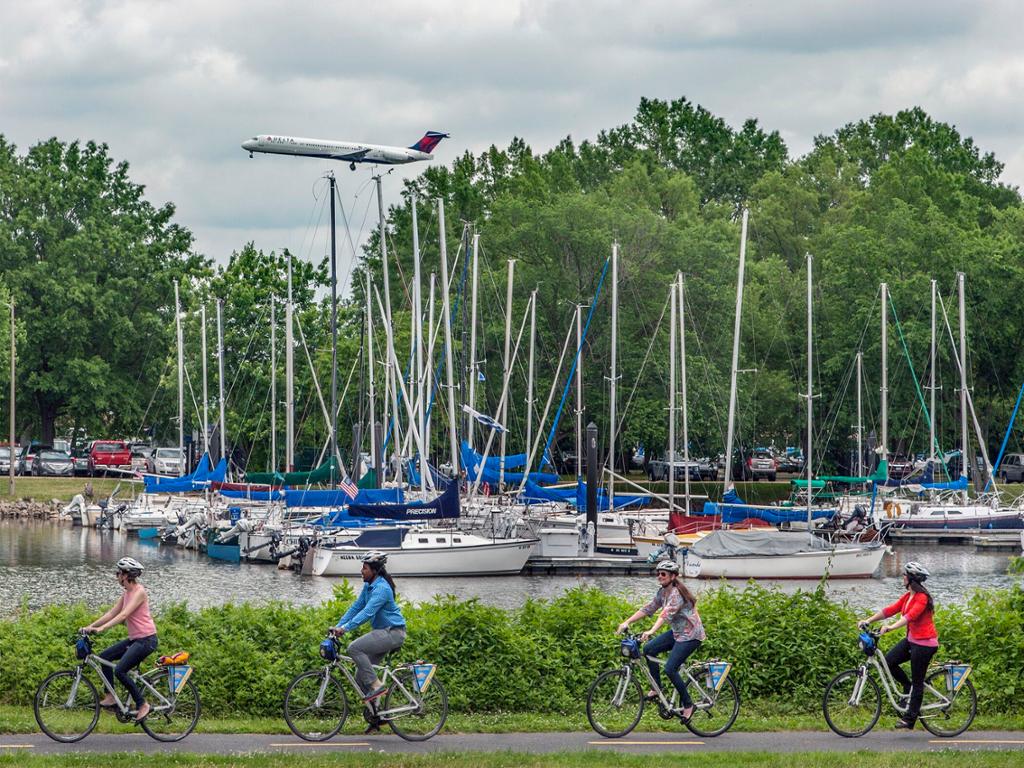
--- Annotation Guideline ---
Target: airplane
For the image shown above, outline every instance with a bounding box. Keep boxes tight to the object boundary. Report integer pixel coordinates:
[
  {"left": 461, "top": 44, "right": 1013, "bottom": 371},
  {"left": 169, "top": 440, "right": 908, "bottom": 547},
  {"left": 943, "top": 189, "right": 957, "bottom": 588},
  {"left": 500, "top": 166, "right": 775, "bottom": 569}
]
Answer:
[{"left": 241, "top": 130, "right": 449, "bottom": 170}]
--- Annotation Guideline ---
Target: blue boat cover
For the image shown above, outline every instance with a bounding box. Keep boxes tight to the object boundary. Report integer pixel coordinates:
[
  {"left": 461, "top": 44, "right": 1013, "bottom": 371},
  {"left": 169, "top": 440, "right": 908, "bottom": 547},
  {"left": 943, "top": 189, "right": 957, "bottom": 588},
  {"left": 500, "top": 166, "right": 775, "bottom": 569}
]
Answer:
[
  {"left": 461, "top": 442, "right": 558, "bottom": 486},
  {"left": 144, "top": 454, "right": 226, "bottom": 493},
  {"left": 405, "top": 460, "right": 453, "bottom": 489},
  {"left": 348, "top": 481, "right": 460, "bottom": 520},
  {"left": 517, "top": 477, "right": 649, "bottom": 511}
]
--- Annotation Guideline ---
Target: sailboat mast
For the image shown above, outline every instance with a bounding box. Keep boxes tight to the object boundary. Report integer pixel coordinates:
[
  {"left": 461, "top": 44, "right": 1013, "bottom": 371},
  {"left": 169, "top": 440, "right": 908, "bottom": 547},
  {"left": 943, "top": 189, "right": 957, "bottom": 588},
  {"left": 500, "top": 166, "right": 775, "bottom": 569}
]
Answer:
[
  {"left": 610, "top": 243, "right": 618, "bottom": 514},
  {"left": 285, "top": 252, "right": 294, "bottom": 471},
  {"left": 376, "top": 175, "right": 400, "bottom": 485},
  {"left": 366, "top": 272, "right": 377, "bottom": 481},
  {"left": 412, "top": 192, "right": 424, "bottom": 491},
  {"left": 929, "top": 279, "right": 937, "bottom": 464},
  {"left": 723, "top": 209, "right": 749, "bottom": 494},
  {"left": 806, "top": 253, "right": 813, "bottom": 527},
  {"left": 467, "top": 233, "right": 480, "bottom": 449},
  {"left": 958, "top": 272, "right": 968, "bottom": 502},
  {"left": 426, "top": 272, "right": 437, "bottom": 467},
  {"left": 175, "top": 280, "right": 184, "bottom": 466},
  {"left": 856, "top": 351, "right": 864, "bottom": 478},
  {"left": 678, "top": 274, "right": 690, "bottom": 511},
  {"left": 499, "top": 259, "right": 515, "bottom": 487},
  {"left": 328, "top": 173, "right": 339, "bottom": 488},
  {"left": 270, "top": 295, "right": 276, "bottom": 471},
  {"left": 881, "top": 282, "right": 889, "bottom": 474},
  {"left": 668, "top": 279, "right": 677, "bottom": 512},
  {"left": 216, "top": 298, "right": 226, "bottom": 468},
  {"left": 201, "top": 304, "right": 209, "bottom": 458},
  {"left": 576, "top": 304, "right": 583, "bottom": 478},
  {"left": 437, "top": 198, "right": 459, "bottom": 475},
  {"left": 525, "top": 288, "right": 537, "bottom": 474}
]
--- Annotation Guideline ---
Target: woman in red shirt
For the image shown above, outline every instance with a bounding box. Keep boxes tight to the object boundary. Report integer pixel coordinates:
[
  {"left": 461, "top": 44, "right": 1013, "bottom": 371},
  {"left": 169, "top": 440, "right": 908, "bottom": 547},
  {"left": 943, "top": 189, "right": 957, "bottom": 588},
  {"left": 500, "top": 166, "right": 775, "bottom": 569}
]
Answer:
[{"left": 858, "top": 561, "right": 938, "bottom": 729}]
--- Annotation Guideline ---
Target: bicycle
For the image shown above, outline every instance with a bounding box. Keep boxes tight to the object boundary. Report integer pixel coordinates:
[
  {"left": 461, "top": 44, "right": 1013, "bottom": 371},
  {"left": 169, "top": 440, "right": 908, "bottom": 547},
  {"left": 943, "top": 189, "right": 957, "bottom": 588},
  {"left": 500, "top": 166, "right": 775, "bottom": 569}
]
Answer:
[
  {"left": 822, "top": 628, "right": 976, "bottom": 737},
  {"left": 34, "top": 633, "right": 201, "bottom": 743},
  {"left": 283, "top": 634, "right": 447, "bottom": 742},
  {"left": 586, "top": 634, "right": 740, "bottom": 738}
]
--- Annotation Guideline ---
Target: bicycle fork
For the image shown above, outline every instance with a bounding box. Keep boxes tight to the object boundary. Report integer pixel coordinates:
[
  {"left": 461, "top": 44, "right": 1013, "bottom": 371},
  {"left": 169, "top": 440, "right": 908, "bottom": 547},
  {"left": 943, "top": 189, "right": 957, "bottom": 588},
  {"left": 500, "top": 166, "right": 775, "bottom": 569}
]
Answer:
[
  {"left": 613, "top": 666, "right": 634, "bottom": 708},
  {"left": 64, "top": 668, "right": 85, "bottom": 709},
  {"left": 848, "top": 666, "right": 869, "bottom": 707}
]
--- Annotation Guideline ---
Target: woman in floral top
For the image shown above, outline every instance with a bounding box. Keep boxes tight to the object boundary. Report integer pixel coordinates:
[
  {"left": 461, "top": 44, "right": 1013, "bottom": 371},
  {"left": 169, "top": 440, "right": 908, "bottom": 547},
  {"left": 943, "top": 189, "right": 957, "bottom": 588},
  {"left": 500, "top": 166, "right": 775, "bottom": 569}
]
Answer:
[{"left": 617, "top": 559, "right": 705, "bottom": 720}]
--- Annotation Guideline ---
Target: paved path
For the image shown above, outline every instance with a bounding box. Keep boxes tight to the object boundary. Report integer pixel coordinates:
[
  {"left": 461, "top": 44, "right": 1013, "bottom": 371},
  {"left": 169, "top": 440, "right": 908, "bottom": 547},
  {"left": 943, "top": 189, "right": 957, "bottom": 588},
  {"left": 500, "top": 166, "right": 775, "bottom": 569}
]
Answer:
[{"left": 2, "top": 731, "right": 1023, "bottom": 755}]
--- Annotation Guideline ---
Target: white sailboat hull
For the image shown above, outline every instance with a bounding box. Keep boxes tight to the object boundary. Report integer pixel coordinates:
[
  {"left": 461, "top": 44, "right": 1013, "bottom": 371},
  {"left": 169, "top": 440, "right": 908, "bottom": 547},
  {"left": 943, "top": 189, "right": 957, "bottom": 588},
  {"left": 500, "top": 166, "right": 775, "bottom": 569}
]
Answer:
[
  {"left": 311, "top": 536, "right": 538, "bottom": 577},
  {"left": 685, "top": 544, "right": 886, "bottom": 580}
]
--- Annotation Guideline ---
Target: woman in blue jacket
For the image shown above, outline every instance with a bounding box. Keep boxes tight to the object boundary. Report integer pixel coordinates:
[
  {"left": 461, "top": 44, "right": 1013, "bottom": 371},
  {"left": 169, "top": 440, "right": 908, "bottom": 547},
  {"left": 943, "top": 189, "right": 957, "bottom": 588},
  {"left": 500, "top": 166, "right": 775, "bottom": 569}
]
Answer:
[{"left": 330, "top": 551, "right": 406, "bottom": 703}]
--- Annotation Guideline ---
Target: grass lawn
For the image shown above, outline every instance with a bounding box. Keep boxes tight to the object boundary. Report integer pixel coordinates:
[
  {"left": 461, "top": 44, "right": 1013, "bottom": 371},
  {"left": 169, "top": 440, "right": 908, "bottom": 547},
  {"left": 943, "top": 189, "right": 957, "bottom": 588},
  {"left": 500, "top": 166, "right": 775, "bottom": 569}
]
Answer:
[
  {"left": 1, "top": 752, "right": 1023, "bottom": 768},
  {"left": 0, "top": 477, "right": 122, "bottom": 503},
  {"left": 2, "top": 704, "right": 1020, "bottom": 735}
]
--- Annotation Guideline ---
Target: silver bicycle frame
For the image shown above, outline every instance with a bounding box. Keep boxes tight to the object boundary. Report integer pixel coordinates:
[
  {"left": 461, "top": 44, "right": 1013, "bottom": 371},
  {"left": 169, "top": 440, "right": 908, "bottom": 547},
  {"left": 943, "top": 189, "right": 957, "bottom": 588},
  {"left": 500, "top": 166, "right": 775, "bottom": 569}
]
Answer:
[
  {"left": 849, "top": 653, "right": 954, "bottom": 716},
  {"left": 314, "top": 655, "right": 421, "bottom": 721},
  {"left": 74, "top": 654, "right": 175, "bottom": 715},
  {"left": 613, "top": 655, "right": 717, "bottom": 712}
]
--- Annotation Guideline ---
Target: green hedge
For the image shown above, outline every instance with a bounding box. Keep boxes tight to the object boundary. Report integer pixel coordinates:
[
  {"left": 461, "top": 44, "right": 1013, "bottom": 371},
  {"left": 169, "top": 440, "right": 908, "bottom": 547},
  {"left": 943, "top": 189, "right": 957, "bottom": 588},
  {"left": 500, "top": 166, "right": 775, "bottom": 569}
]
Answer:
[{"left": 1, "top": 584, "right": 1021, "bottom": 716}]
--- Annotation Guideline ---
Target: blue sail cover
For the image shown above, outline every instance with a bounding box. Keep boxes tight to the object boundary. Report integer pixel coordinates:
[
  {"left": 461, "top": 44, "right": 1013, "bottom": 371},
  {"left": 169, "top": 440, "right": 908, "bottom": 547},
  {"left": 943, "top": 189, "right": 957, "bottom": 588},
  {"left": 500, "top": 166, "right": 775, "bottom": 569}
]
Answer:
[
  {"left": 701, "top": 488, "right": 836, "bottom": 524},
  {"left": 218, "top": 489, "right": 284, "bottom": 502},
  {"left": 144, "top": 454, "right": 225, "bottom": 493},
  {"left": 921, "top": 477, "right": 969, "bottom": 491},
  {"left": 348, "top": 481, "right": 460, "bottom": 520},
  {"left": 575, "top": 481, "right": 650, "bottom": 513},
  {"left": 517, "top": 478, "right": 648, "bottom": 511},
  {"left": 461, "top": 441, "right": 558, "bottom": 486},
  {"left": 405, "top": 460, "right": 453, "bottom": 490},
  {"left": 519, "top": 479, "right": 576, "bottom": 505}
]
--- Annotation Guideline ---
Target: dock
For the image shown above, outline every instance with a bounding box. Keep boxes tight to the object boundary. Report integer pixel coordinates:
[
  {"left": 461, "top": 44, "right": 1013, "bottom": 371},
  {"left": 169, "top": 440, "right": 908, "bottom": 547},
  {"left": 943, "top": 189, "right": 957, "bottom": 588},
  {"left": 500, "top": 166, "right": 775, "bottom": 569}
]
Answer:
[
  {"left": 523, "top": 556, "right": 655, "bottom": 576},
  {"left": 888, "top": 528, "right": 1022, "bottom": 550}
]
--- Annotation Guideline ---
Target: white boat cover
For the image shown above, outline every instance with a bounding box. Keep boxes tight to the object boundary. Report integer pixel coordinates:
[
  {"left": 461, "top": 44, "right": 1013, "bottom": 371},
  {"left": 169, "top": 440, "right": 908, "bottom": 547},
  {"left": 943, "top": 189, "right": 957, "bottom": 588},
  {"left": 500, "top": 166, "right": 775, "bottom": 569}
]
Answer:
[{"left": 689, "top": 529, "right": 830, "bottom": 558}]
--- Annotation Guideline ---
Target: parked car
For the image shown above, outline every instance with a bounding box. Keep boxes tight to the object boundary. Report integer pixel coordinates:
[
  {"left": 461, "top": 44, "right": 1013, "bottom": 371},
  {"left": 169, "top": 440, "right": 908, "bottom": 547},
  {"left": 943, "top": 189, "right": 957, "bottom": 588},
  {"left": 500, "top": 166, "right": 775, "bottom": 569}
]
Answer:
[
  {"left": 88, "top": 440, "right": 132, "bottom": 476},
  {"left": 777, "top": 452, "right": 804, "bottom": 474},
  {"left": 997, "top": 453, "right": 1024, "bottom": 483},
  {"left": 32, "top": 449, "right": 75, "bottom": 477},
  {"left": 648, "top": 452, "right": 716, "bottom": 482},
  {"left": 130, "top": 446, "right": 151, "bottom": 474},
  {"left": 0, "top": 445, "right": 20, "bottom": 475},
  {"left": 147, "top": 447, "right": 185, "bottom": 476},
  {"left": 18, "top": 443, "right": 52, "bottom": 476},
  {"left": 71, "top": 445, "right": 92, "bottom": 476},
  {"left": 730, "top": 448, "right": 777, "bottom": 481}
]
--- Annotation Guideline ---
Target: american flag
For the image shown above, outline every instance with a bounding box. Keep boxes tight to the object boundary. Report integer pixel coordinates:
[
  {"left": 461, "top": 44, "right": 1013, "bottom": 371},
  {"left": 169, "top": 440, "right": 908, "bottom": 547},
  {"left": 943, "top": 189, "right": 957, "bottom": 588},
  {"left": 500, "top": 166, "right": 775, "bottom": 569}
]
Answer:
[{"left": 340, "top": 476, "right": 358, "bottom": 500}]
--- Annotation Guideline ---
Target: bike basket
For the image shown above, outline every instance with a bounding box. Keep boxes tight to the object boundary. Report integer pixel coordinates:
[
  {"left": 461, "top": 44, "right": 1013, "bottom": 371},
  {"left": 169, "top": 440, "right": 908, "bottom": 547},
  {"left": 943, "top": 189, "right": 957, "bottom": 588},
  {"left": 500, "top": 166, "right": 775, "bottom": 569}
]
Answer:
[
  {"left": 168, "top": 665, "right": 193, "bottom": 695},
  {"left": 945, "top": 663, "right": 972, "bottom": 693},
  {"left": 75, "top": 636, "right": 92, "bottom": 660},
  {"left": 411, "top": 663, "right": 436, "bottom": 692},
  {"left": 319, "top": 638, "right": 338, "bottom": 661},
  {"left": 858, "top": 632, "right": 876, "bottom": 656},
  {"left": 704, "top": 661, "right": 732, "bottom": 692},
  {"left": 620, "top": 638, "right": 641, "bottom": 659}
]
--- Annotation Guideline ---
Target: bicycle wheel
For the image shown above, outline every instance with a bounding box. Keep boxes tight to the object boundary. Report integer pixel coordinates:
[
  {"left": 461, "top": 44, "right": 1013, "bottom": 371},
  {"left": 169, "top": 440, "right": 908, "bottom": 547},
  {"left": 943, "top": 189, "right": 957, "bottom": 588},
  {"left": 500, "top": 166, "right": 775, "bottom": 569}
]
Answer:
[
  {"left": 822, "top": 668, "right": 881, "bottom": 737},
  {"left": 34, "top": 670, "right": 100, "bottom": 743},
  {"left": 283, "top": 669, "right": 349, "bottom": 741},
  {"left": 384, "top": 667, "right": 448, "bottom": 741},
  {"left": 586, "top": 668, "right": 645, "bottom": 738},
  {"left": 920, "top": 671, "right": 976, "bottom": 737},
  {"left": 685, "top": 667, "right": 740, "bottom": 737},
  {"left": 139, "top": 668, "right": 201, "bottom": 742}
]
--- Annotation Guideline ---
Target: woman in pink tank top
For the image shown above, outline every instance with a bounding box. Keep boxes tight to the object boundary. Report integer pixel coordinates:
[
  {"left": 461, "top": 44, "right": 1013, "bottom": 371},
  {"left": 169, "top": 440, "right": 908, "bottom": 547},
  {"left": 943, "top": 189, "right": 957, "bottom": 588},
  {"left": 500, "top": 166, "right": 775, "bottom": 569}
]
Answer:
[{"left": 81, "top": 557, "right": 159, "bottom": 722}]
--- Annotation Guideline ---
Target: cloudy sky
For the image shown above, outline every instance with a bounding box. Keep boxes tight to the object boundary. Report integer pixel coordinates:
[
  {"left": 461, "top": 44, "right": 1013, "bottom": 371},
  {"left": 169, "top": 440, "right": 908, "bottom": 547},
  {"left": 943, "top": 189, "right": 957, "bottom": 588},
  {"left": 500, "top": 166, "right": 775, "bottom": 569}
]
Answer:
[{"left": 2, "top": 0, "right": 1021, "bottom": 292}]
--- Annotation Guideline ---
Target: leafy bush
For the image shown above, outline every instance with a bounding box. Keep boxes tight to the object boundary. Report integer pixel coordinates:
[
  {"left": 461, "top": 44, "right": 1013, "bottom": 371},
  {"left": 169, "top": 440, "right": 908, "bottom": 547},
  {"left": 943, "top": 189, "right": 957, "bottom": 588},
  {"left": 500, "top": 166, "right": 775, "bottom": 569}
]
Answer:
[{"left": 1, "top": 583, "right": 1020, "bottom": 715}]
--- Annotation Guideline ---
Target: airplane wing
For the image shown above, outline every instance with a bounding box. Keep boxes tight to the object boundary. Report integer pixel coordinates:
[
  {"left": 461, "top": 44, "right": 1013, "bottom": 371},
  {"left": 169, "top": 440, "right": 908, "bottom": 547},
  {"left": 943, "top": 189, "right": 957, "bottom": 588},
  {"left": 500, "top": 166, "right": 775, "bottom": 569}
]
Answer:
[{"left": 336, "top": 148, "right": 371, "bottom": 162}]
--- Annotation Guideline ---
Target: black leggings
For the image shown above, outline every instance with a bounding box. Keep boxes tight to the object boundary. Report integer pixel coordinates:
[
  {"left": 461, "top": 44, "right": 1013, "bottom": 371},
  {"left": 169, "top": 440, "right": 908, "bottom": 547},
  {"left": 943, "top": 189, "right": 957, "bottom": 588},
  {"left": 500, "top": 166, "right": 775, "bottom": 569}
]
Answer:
[
  {"left": 99, "top": 635, "right": 159, "bottom": 707},
  {"left": 884, "top": 638, "right": 937, "bottom": 723}
]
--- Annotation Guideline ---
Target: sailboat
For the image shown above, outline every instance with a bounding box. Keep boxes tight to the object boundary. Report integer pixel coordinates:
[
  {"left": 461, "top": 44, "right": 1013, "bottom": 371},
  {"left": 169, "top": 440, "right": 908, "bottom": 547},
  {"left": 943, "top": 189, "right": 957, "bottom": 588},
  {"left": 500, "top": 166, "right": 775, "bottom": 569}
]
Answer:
[{"left": 685, "top": 234, "right": 887, "bottom": 579}]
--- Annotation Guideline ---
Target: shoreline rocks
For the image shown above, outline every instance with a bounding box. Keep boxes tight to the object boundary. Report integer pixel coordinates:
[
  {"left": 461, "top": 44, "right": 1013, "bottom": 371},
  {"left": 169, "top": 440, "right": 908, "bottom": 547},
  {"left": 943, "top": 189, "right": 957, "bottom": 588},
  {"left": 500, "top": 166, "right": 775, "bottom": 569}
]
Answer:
[{"left": 0, "top": 499, "right": 63, "bottom": 519}]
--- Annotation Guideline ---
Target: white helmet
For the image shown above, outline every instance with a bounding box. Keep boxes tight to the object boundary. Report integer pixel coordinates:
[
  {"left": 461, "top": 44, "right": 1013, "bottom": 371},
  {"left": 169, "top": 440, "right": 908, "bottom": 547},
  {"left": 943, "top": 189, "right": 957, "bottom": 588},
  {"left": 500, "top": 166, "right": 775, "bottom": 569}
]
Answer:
[
  {"left": 655, "top": 560, "right": 680, "bottom": 574},
  {"left": 361, "top": 551, "right": 388, "bottom": 566},
  {"left": 116, "top": 557, "right": 144, "bottom": 576},
  {"left": 903, "top": 561, "right": 930, "bottom": 582}
]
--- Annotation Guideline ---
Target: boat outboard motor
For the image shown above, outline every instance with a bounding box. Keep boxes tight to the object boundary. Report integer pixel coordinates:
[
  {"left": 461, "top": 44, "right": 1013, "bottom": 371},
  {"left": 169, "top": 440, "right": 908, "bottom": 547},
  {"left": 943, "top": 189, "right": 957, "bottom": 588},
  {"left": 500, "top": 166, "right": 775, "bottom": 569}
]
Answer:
[
  {"left": 215, "top": 517, "right": 255, "bottom": 544},
  {"left": 62, "top": 494, "right": 87, "bottom": 524}
]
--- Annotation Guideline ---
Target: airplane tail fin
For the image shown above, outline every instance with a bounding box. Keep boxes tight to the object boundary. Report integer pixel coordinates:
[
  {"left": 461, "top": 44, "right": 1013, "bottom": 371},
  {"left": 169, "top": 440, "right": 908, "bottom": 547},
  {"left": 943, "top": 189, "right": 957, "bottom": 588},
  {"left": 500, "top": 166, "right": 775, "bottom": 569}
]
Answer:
[{"left": 409, "top": 131, "right": 449, "bottom": 154}]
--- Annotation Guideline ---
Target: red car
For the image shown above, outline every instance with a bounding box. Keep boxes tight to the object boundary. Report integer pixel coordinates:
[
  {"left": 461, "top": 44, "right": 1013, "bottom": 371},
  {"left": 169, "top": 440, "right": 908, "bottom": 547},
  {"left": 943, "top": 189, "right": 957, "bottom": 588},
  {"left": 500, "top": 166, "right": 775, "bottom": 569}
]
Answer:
[{"left": 88, "top": 440, "right": 132, "bottom": 476}]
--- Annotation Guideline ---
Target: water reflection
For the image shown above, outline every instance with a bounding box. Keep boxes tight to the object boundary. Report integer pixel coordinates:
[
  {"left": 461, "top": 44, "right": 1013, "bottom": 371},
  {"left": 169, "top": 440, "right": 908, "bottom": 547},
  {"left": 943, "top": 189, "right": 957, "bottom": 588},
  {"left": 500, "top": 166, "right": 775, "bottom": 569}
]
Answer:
[{"left": 2, "top": 521, "right": 1018, "bottom": 614}]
